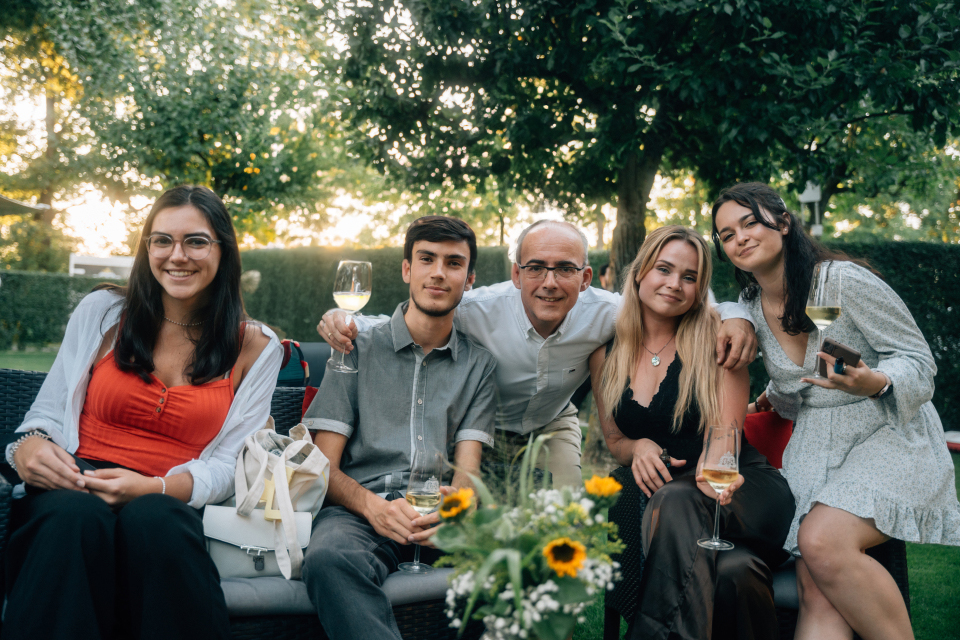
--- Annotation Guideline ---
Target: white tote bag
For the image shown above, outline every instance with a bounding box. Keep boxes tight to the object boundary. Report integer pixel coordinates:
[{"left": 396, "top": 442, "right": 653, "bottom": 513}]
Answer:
[{"left": 230, "top": 419, "right": 329, "bottom": 579}]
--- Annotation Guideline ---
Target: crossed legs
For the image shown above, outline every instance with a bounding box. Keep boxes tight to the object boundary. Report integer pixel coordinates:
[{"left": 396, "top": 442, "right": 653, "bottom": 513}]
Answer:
[{"left": 795, "top": 503, "right": 913, "bottom": 640}]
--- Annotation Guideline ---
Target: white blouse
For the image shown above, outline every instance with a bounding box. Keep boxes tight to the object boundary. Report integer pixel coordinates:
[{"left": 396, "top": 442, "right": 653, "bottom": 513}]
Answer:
[{"left": 6, "top": 289, "right": 283, "bottom": 508}]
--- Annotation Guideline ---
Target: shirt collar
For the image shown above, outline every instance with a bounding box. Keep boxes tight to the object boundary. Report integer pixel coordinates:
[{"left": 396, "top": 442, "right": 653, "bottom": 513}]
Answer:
[{"left": 390, "top": 301, "right": 460, "bottom": 360}]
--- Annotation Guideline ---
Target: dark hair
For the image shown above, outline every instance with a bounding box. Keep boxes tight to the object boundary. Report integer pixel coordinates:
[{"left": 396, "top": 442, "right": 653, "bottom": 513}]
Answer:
[
  {"left": 101, "top": 185, "right": 246, "bottom": 384},
  {"left": 599, "top": 263, "right": 610, "bottom": 276},
  {"left": 710, "top": 182, "right": 866, "bottom": 336},
  {"left": 403, "top": 216, "right": 478, "bottom": 273}
]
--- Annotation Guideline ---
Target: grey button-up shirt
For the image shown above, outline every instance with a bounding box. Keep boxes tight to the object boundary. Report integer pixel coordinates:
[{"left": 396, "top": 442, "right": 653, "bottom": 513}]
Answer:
[{"left": 302, "top": 303, "right": 497, "bottom": 494}]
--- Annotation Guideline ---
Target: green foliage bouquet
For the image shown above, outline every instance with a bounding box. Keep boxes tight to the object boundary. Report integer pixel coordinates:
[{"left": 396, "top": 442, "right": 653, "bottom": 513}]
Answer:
[{"left": 434, "top": 436, "right": 624, "bottom": 640}]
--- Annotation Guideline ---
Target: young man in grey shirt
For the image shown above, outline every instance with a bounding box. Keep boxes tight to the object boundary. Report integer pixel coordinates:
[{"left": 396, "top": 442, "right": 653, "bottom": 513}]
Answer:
[
  {"left": 319, "top": 220, "right": 758, "bottom": 488},
  {"left": 300, "top": 216, "right": 497, "bottom": 640}
]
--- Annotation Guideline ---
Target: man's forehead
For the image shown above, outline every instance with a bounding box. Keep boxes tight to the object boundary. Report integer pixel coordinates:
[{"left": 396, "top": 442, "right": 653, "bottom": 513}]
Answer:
[
  {"left": 521, "top": 225, "right": 585, "bottom": 263},
  {"left": 412, "top": 238, "right": 470, "bottom": 257}
]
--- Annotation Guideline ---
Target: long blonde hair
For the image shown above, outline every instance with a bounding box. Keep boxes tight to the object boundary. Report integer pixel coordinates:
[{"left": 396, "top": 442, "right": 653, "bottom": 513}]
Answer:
[{"left": 599, "top": 226, "right": 722, "bottom": 432}]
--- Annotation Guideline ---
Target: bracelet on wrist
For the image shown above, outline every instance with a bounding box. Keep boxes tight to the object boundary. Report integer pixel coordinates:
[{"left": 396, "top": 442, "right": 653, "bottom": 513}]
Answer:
[
  {"left": 7, "top": 430, "right": 52, "bottom": 472},
  {"left": 869, "top": 373, "right": 893, "bottom": 400}
]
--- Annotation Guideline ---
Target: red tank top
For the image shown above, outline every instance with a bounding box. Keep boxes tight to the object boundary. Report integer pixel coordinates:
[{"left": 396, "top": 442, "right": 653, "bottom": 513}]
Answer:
[{"left": 76, "top": 352, "right": 234, "bottom": 477}]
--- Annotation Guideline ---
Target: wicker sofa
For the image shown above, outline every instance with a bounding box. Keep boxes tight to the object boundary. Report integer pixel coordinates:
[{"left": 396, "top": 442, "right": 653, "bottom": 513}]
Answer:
[{"left": 0, "top": 368, "right": 480, "bottom": 640}]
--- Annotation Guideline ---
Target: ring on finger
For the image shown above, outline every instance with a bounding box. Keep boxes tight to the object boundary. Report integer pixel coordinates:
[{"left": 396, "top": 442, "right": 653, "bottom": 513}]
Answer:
[{"left": 834, "top": 357, "right": 846, "bottom": 375}]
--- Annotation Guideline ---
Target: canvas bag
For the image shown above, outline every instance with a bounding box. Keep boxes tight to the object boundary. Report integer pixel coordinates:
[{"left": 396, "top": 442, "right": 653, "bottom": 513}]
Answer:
[{"left": 204, "top": 419, "right": 329, "bottom": 579}]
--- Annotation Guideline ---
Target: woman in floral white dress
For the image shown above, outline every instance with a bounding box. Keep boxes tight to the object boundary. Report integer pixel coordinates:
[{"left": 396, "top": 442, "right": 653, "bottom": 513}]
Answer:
[{"left": 712, "top": 182, "right": 960, "bottom": 640}]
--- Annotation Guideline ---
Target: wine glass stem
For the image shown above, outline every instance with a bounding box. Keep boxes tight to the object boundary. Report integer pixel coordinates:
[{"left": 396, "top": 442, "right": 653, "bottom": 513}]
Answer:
[
  {"left": 412, "top": 544, "right": 422, "bottom": 567},
  {"left": 815, "top": 327, "right": 822, "bottom": 376},
  {"left": 712, "top": 496, "right": 722, "bottom": 542},
  {"left": 338, "top": 312, "right": 354, "bottom": 368}
]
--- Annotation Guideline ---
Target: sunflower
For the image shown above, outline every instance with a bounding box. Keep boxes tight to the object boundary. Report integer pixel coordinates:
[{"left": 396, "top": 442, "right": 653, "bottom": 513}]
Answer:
[
  {"left": 543, "top": 537, "right": 587, "bottom": 578},
  {"left": 584, "top": 475, "right": 622, "bottom": 497},
  {"left": 439, "top": 487, "right": 474, "bottom": 519}
]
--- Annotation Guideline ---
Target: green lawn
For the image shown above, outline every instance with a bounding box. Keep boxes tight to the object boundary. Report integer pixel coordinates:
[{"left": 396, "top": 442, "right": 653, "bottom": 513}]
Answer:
[
  {"left": 0, "top": 350, "right": 58, "bottom": 372},
  {"left": 2, "top": 354, "right": 957, "bottom": 639}
]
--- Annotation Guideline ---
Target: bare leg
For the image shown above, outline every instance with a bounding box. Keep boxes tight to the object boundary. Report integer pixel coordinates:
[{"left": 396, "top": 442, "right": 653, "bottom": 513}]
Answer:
[
  {"left": 795, "top": 557, "right": 853, "bottom": 640},
  {"left": 796, "top": 504, "right": 914, "bottom": 640}
]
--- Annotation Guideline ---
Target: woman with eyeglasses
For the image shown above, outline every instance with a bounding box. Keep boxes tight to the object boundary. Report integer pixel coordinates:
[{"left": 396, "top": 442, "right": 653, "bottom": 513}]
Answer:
[{"left": 3, "top": 185, "right": 283, "bottom": 640}]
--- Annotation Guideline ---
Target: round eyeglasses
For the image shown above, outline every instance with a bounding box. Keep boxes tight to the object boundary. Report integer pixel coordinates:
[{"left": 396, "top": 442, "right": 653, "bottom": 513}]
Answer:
[
  {"left": 145, "top": 234, "right": 221, "bottom": 260},
  {"left": 517, "top": 264, "right": 586, "bottom": 281}
]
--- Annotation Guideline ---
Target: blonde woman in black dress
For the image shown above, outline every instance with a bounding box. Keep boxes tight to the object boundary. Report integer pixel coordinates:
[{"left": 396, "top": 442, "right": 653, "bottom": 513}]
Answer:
[{"left": 589, "top": 226, "right": 794, "bottom": 640}]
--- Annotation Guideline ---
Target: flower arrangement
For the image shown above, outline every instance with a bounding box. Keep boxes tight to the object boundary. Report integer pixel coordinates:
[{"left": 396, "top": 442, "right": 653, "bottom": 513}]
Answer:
[{"left": 434, "top": 436, "right": 624, "bottom": 640}]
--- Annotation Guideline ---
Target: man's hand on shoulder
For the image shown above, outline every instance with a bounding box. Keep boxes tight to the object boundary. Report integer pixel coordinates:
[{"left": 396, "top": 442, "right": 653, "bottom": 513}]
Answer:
[
  {"left": 362, "top": 492, "right": 424, "bottom": 545},
  {"left": 716, "top": 318, "right": 758, "bottom": 371}
]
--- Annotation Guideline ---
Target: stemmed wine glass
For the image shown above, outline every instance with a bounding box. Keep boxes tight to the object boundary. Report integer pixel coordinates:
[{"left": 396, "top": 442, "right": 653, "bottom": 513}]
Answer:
[
  {"left": 697, "top": 425, "right": 740, "bottom": 551},
  {"left": 398, "top": 448, "right": 444, "bottom": 574},
  {"left": 328, "top": 260, "right": 372, "bottom": 374},
  {"left": 805, "top": 262, "right": 842, "bottom": 378}
]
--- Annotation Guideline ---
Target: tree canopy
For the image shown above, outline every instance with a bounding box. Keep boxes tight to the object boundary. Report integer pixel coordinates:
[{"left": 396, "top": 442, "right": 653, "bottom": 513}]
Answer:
[{"left": 330, "top": 0, "right": 960, "bottom": 278}]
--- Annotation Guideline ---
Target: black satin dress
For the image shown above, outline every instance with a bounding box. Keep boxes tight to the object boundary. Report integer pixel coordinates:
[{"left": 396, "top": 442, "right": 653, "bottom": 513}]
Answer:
[{"left": 611, "top": 357, "right": 795, "bottom": 640}]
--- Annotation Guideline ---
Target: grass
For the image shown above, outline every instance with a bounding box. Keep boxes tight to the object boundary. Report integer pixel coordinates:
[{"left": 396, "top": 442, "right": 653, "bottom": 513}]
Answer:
[
  {"left": 0, "top": 350, "right": 58, "bottom": 372},
  {"left": 906, "top": 451, "right": 960, "bottom": 640},
  {"left": 2, "top": 355, "right": 957, "bottom": 639}
]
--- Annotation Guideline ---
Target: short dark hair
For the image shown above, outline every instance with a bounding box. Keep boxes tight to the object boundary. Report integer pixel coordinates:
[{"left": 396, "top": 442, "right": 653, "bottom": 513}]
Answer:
[
  {"left": 403, "top": 216, "right": 478, "bottom": 273},
  {"left": 108, "top": 185, "right": 246, "bottom": 384},
  {"left": 599, "top": 263, "right": 610, "bottom": 276}
]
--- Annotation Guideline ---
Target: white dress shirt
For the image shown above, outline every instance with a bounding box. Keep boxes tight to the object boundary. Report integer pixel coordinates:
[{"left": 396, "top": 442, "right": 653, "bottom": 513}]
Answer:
[{"left": 353, "top": 282, "right": 753, "bottom": 436}]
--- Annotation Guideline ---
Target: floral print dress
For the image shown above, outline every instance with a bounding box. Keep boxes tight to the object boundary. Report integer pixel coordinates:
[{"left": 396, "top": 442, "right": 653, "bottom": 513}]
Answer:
[{"left": 746, "top": 261, "right": 960, "bottom": 556}]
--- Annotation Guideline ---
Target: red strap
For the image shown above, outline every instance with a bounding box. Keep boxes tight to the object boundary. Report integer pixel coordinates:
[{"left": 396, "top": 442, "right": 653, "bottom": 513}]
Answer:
[
  {"left": 280, "top": 339, "right": 293, "bottom": 370},
  {"left": 302, "top": 386, "right": 319, "bottom": 419}
]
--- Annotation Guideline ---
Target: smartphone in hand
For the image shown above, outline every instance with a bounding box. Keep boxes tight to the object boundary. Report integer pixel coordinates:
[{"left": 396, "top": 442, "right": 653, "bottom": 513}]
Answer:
[{"left": 70, "top": 453, "right": 98, "bottom": 473}]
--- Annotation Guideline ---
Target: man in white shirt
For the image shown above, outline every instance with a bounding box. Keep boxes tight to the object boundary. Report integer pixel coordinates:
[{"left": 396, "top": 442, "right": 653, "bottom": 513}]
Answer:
[{"left": 318, "top": 220, "right": 757, "bottom": 487}]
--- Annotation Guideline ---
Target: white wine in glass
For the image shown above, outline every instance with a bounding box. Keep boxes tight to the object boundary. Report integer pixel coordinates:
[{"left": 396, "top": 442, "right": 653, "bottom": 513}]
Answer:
[
  {"left": 399, "top": 449, "right": 444, "bottom": 574},
  {"left": 805, "top": 262, "right": 842, "bottom": 378},
  {"left": 697, "top": 425, "right": 740, "bottom": 552},
  {"left": 329, "top": 260, "right": 372, "bottom": 374}
]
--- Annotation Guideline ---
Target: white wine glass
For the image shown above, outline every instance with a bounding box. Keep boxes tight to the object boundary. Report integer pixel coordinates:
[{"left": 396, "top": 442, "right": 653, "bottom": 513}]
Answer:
[
  {"left": 398, "top": 448, "right": 444, "bottom": 574},
  {"left": 697, "top": 425, "right": 740, "bottom": 551},
  {"left": 805, "top": 262, "right": 842, "bottom": 378},
  {"left": 328, "top": 260, "right": 372, "bottom": 374}
]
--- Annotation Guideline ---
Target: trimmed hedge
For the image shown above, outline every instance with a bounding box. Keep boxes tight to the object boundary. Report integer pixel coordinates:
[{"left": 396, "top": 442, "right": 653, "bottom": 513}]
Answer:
[
  {"left": 240, "top": 246, "right": 511, "bottom": 342},
  {"left": 0, "top": 271, "right": 108, "bottom": 349}
]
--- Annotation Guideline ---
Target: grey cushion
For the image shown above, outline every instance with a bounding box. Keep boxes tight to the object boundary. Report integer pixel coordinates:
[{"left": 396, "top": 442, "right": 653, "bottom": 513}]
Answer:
[
  {"left": 222, "top": 568, "right": 454, "bottom": 617},
  {"left": 772, "top": 558, "right": 799, "bottom": 609}
]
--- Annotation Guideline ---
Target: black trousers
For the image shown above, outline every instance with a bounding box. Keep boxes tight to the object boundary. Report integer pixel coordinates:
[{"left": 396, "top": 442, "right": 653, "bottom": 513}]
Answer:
[
  {"left": 2, "top": 490, "right": 230, "bottom": 640},
  {"left": 629, "top": 444, "right": 796, "bottom": 640}
]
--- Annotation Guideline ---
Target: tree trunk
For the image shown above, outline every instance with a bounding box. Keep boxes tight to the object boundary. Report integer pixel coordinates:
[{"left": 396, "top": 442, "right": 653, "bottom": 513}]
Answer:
[
  {"left": 609, "top": 142, "right": 665, "bottom": 289},
  {"left": 595, "top": 206, "right": 606, "bottom": 250},
  {"left": 36, "top": 92, "right": 57, "bottom": 225}
]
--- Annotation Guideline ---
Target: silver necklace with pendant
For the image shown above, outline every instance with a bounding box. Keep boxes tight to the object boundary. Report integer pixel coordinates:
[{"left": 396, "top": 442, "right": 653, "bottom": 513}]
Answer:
[{"left": 642, "top": 334, "right": 675, "bottom": 367}]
